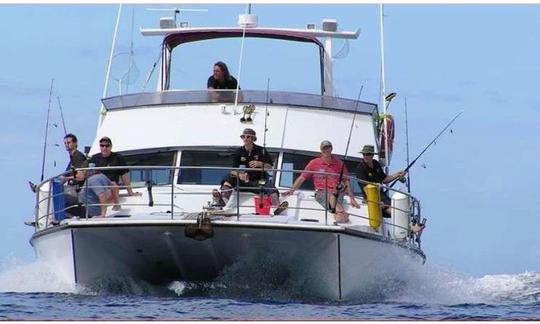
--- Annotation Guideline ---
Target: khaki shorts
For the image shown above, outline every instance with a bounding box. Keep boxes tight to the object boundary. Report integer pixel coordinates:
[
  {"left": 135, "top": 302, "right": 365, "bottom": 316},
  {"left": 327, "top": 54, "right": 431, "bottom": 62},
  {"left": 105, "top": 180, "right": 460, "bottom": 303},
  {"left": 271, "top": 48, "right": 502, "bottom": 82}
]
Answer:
[{"left": 314, "top": 191, "right": 344, "bottom": 210}]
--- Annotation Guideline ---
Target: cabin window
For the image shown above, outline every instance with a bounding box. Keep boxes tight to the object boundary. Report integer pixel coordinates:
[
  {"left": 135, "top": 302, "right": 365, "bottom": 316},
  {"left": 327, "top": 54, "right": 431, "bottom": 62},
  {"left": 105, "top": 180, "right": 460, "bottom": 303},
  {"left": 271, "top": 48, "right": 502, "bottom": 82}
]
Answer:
[
  {"left": 178, "top": 149, "right": 278, "bottom": 185},
  {"left": 169, "top": 38, "right": 321, "bottom": 94},
  {"left": 178, "top": 150, "right": 235, "bottom": 185},
  {"left": 280, "top": 152, "right": 362, "bottom": 194},
  {"left": 124, "top": 151, "right": 176, "bottom": 186}
]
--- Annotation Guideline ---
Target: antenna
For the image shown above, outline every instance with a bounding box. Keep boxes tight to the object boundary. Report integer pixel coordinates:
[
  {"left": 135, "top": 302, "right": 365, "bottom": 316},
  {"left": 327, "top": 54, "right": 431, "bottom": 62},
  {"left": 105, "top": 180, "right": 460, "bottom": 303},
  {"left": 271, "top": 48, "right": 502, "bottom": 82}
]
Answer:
[
  {"left": 234, "top": 3, "right": 251, "bottom": 108},
  {"left": 147, "top": 7, "right": 208, "bottom": 27},
  {"left": 126, "top": 7, "right": 135, "bottom": 94}
]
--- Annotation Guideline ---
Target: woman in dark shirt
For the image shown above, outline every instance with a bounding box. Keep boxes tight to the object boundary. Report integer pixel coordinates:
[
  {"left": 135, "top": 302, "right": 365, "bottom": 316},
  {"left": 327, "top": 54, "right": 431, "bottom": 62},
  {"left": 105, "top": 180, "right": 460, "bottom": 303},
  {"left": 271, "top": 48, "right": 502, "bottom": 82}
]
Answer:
[{"left": 207, "top": 61, "right": 239, "bottom": 89}]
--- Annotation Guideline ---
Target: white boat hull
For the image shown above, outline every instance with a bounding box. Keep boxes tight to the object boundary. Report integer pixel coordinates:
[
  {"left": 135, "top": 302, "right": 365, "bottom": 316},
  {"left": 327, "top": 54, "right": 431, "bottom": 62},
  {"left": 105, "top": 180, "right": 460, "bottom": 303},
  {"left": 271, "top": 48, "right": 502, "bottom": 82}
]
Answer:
[{"left": 31, "top": 221, "right": 424, "bottom": 301}]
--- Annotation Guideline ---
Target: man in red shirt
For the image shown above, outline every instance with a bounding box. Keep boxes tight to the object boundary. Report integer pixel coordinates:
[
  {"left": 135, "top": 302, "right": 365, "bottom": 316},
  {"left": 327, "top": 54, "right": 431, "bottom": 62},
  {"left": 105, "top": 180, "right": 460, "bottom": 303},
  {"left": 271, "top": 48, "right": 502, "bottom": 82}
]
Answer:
[{"left": 283, "top": 140, "right": 359, "bottom": 223}]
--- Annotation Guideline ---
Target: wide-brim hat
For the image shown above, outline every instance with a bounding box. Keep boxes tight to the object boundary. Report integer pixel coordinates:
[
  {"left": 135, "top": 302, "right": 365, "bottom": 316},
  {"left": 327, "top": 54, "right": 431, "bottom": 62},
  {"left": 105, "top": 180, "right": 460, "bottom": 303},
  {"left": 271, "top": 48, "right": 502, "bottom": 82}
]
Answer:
[
  {"left": 359, "top": 145, "right": 378, "bottom": 155},
  {"left": 240, "top": 128, "right": 257, "bottom": 141}
]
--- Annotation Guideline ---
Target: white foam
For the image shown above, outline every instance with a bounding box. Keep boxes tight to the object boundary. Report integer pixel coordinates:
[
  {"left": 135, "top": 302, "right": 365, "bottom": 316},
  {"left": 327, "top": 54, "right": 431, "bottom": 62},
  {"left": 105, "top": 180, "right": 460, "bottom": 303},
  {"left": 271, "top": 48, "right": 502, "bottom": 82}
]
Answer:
[
  {"left": 0, "top": 257, "right": 77, "bottom": 293},
  {"left": 389, "top": 262, "right": 540, "bottom": 305}
]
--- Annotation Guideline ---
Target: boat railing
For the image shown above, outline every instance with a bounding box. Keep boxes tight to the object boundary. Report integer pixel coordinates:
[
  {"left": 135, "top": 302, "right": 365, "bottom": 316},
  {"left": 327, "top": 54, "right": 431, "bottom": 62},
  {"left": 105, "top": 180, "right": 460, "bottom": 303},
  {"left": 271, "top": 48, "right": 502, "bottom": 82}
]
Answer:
[
  {"left": 101, "top": 89, "right": 377, "bottom": 114},
  {"left": 32, "top": 165, "right": 422, "bottom": 246}
]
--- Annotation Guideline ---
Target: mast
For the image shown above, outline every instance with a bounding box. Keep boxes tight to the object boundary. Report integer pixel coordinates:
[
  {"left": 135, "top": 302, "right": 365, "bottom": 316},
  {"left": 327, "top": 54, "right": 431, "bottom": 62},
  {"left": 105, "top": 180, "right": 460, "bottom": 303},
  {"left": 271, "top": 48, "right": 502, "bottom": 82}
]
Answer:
[{"left": 379, "top": 4, "right": 390, "bottom": 172}]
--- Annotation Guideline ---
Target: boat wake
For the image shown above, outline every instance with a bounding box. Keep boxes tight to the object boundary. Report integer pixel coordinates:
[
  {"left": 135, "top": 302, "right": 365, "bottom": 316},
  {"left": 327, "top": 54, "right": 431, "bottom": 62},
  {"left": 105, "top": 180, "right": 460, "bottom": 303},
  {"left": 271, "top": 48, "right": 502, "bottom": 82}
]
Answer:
[
  {"left": 1, "top": 256, "right": 538, "bottom": 305},
  {"left": 0, "top": 257, "right": 76, "bottom": 294},
  {"left": 387, "top": 263, "right": 540, "bottom": 306}
]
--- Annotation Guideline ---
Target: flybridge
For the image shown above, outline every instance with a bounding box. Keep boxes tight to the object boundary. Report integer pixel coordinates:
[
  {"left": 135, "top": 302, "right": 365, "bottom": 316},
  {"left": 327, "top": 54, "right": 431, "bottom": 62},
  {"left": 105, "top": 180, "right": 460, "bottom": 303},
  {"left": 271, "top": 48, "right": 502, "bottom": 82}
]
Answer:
[{"left": 140, "top": 14, "right": 360, "bottom": 96}]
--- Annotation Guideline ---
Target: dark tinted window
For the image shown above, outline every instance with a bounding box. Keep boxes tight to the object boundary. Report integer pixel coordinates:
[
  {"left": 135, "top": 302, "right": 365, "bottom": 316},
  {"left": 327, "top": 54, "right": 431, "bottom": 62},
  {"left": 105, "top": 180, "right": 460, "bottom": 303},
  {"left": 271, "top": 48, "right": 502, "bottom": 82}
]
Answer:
[
  {"left": 179, "top": 150, "right": 278, "bottom": 185},
  {"left": 179, "top": 150, "right": 235, "bottom": 185},
  {"left": 124, "top": 151, "right": 176, "bottom": 185}
]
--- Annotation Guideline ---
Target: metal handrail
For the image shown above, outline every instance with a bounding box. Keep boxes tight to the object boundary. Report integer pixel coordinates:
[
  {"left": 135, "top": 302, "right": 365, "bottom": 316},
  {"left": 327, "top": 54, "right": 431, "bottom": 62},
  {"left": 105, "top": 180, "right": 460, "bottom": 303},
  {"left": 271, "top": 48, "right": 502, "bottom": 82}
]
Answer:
[{"left": 33, "top": 165, "right": 421, "bottom": 245}]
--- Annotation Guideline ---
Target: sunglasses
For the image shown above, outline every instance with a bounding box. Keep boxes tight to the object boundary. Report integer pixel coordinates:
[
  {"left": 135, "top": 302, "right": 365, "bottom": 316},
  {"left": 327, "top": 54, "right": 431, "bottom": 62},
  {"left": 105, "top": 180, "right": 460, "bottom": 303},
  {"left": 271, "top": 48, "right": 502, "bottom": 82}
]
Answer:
[
  {"left": 100, "top": 144, "right": 111, "bottom": 148},
  {"left": 241, "top": 135, "right": 253, "bottom": 139}
]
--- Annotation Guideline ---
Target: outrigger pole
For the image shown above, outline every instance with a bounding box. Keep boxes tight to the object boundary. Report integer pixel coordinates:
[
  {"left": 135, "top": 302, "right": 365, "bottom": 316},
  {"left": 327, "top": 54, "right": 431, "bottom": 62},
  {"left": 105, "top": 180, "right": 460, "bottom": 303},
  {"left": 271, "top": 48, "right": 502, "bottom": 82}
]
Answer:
[
  {"left": 379, "top": 4, "right": 390, "bottom": 172},
  {"left": 388, "top": 111, "right": 463, "bottom": 189},
  {"left": 40, "top": 79, "right": 54, "bottom": 182},
  {"left": 98, "top": 4, "right": 123, "bottom": 129}
]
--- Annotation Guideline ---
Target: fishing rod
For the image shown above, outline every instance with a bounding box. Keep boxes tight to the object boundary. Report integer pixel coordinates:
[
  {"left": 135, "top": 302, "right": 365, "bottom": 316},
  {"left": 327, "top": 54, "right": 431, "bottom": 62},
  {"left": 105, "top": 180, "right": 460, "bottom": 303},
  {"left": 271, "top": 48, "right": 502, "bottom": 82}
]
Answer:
[
  {"left": 388, "top": 110, "right": 463, "bottom": 189},
  {"left": 333, "top": 85, "right": 364, "bottom": 204},
  {"left": 56, "top": 96, "right": 67, "bottom": 135},
  {"left": 40, "top": 79, "right": 55, "bottom": 182},
  {"left": 258, "top": 78, "right": 270, "bottom": 208},
  {"left": 404, "top": 97, "right": 410, "bottom": 192}
]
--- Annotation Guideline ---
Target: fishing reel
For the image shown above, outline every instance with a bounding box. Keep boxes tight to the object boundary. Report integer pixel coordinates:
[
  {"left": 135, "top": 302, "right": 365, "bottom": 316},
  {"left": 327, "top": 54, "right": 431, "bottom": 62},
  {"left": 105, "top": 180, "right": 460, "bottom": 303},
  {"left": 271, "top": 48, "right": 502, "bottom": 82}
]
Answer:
[{"left": 335, "top": 182, "right": 345, "bottom": 192}]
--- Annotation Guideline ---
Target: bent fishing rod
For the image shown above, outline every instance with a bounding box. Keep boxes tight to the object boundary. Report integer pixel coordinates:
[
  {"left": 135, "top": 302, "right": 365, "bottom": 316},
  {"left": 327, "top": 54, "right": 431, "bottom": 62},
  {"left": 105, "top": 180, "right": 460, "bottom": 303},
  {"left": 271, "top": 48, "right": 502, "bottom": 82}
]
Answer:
[
  {"left": 388, "top": 110, "right": 463, "bottom": 189},
  {"left": 40, "top": 79, "right": 55, "bottom": 182},
  {"left": 333, "top": 85, "right": 364, "bottom": 205}
]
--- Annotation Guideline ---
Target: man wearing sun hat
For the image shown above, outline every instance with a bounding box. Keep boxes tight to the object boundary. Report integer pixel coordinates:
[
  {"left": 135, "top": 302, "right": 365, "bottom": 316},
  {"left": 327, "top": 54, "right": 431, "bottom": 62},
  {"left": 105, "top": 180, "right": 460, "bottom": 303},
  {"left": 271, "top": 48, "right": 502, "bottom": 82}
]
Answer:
[
  {"left": 356, "top": 144, "right": 406, "bottom": 218},
  {"left": 283, "top": 140, "right": 360, "bottom": 223},
  {"left": 212, "top": 128, "right": 287, "bottom": 215}
]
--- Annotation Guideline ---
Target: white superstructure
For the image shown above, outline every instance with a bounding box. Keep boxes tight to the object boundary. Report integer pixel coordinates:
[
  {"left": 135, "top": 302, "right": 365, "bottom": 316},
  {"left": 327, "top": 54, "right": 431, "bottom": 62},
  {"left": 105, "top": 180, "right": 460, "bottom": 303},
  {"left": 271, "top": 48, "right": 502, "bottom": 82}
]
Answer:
[{"left": 29, "top": 12, "right": 426, "bottom": 301}]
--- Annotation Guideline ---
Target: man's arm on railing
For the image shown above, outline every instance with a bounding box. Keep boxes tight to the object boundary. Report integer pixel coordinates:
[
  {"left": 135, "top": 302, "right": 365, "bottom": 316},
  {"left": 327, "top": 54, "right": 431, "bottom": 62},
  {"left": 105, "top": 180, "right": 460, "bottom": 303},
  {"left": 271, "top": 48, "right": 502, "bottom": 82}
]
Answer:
[{"left": 283, "top": 175, "right": 306, "bottom": 196}]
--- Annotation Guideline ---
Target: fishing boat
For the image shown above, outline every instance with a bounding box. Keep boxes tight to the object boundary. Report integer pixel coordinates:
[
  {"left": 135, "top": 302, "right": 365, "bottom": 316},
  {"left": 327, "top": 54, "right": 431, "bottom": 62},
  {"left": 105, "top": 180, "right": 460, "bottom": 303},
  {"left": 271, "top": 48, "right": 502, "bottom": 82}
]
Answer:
[{"left": 28, "top": 8, "right": 426, "bottom": 301}]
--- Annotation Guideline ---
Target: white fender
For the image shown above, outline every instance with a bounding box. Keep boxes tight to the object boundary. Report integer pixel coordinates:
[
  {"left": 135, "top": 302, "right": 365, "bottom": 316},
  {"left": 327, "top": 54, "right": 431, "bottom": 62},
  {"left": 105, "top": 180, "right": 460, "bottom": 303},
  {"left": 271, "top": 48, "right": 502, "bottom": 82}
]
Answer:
[{"left": 391, "top": 191, "right": 410, "bottom": 239}]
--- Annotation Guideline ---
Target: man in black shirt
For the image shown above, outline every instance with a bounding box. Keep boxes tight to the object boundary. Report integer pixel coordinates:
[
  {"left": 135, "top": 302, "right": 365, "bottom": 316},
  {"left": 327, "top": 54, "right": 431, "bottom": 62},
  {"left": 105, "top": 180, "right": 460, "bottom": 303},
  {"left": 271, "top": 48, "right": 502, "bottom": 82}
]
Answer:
[
  {"left": 355, "top": 145, "right": 406, "bottom": 217},
  {"left": 28, "top": 133, "right": 87, "bottom": 193},
  {"left": 63, "top": 133, "right": 87, "bottom": 185},
  {"left": 212, "top": 128, "right": 286, "bottom": 215},
  {"left": 89, "top": 136, "right": 139, "bottom": 197}
]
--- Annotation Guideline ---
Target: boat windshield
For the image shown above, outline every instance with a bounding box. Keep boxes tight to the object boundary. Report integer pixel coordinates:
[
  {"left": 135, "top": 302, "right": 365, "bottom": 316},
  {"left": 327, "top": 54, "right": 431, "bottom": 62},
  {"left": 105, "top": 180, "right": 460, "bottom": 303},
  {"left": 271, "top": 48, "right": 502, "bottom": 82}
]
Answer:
[
  {"left": 169, "top": 37, "right": 321, "bottom": 94},
  {"left": 125, "top": 151, "right": 177, "bottom": 186}
]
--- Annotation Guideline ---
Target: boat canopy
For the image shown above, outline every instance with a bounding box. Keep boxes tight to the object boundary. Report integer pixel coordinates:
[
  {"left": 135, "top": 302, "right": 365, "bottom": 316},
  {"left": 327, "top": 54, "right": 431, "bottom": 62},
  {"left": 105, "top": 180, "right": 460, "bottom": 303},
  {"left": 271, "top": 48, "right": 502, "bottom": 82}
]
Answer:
[{"left": 162, "top": 28, "right": 324, "bottom": 49}]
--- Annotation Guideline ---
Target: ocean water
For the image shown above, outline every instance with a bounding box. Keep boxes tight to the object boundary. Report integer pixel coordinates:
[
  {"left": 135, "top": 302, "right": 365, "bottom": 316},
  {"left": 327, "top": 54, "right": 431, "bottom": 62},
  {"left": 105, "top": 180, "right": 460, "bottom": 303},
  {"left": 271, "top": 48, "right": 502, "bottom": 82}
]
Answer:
[{"left": 0, "top": 257, "right": 538, "bottom": 320}]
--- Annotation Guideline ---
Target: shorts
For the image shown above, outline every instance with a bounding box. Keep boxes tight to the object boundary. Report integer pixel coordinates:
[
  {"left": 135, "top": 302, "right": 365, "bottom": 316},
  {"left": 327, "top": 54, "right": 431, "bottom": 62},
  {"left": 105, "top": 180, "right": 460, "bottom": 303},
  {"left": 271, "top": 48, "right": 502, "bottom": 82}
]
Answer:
[{"left": 314, "top": 190, "right": 344, "bottom": 210}]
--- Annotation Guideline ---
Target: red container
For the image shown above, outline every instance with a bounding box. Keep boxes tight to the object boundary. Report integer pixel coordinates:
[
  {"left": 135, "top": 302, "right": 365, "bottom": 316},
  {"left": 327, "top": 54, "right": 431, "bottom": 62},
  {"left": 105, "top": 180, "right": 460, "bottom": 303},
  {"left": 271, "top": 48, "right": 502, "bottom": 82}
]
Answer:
[{"left": 254, "top": 195, "right": 272, "bottom": 216}]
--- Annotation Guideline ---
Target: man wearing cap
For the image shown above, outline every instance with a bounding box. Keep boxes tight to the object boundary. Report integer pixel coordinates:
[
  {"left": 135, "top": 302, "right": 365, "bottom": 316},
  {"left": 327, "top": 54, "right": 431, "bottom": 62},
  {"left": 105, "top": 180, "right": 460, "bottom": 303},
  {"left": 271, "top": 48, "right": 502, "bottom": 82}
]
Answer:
[
  {"left": 89, "top": 136, "right": 139, "bottom": 197},
  {"left": 356, "top": 144, "right": 406, "bottom": 217},
  {"left": 283, "top": 140, "right": 360, "bottom": 223},
  {"left": 212, "top": 128, "right": 287, "bottom": 215}
]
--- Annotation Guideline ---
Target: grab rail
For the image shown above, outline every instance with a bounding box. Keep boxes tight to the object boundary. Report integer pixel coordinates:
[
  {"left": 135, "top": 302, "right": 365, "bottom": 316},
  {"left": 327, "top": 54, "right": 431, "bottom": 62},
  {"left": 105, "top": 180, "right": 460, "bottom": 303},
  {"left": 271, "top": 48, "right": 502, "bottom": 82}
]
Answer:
[{"left": 33, "top": 165, "right": 422, "bottom": 247}]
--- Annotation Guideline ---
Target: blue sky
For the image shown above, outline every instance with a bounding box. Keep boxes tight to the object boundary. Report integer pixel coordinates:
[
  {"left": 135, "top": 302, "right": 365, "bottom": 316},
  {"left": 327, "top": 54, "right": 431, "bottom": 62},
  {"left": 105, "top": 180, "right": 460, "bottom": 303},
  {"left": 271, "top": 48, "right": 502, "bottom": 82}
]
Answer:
[{"left": 1, "top": 4, "right": 539, "bottom": 278}]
